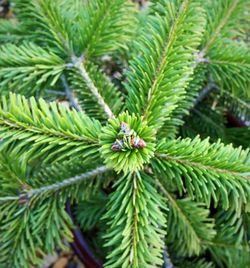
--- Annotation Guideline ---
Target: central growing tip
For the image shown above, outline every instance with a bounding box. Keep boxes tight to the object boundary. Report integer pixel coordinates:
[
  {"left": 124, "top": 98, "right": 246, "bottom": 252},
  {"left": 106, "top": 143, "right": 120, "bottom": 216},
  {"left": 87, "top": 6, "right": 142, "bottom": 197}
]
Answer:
[
  {"left": 99, "top": 112, "right": 156, "bottom": 173},
  {"left": 111, "top": 122, "right": 146, "bottom": 152}
]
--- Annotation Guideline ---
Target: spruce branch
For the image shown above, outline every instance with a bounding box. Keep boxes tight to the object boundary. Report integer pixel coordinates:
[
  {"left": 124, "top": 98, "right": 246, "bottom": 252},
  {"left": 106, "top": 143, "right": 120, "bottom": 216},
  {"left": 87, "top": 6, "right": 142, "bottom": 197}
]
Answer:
[
  {"left": 188, "top": 106, "right": 226, "bottom": 141},
  {"left": 68, "top": 60, "right": 123, "bottom": 121},
  {"left": 221, "top": 91, "right": 250, "bottom": 122},
  {"left": 177, "top": 258, "right": 216, "bottom": 268},
  {"left": 158, "top": 65, "right": 208, "bottom": 140},
  {"left": 0, "top": 93, "right": 101, "bottom": 163},
  {"left": 142, "top": 0, "right": 196, "bottom": 119},
  {"left": 205, "top": 238, "right": 250, "bottom": 267},
  {"left": 156, "top": 154, "right": 250, "bottom": 180},
  {"left": 225, "top": 127, "right": 250, "bottom": 150},
  {"left": 163, "top": 246, "right": 174, "bottom": 268},
  {"left": 104, "top": 172, "right": 166, "bottom": 267},
  {"left": 201, "top": 0, "right": 240, "bottom": 54},
  {"left": 207, "top": 40, "right": 250, "bottom": 97},
  {"left": 0, "top": 42, "right": 65, "bottom": 94},
  {"left": 156, "top": 179, "right": 215, "bottom": 256},
  {"left": 72, "top": 56, "right": 115, "bottom": 119},
  {"left": 76, "top": 0, "right": 136, "bottom": 58},
  {"left": 0, "top": 196, "right": 19, "bottom": 203},
  {"left": 209, "top": 59, "right": 250, "bottom": 68},
  {"left": 60, "top": 74, "right": 82, "bottom": 112},
  {"left": 46, "top": 89, "right": 66, "bottom": 96},
  {"left": 172, "top": 0, "right": 250, "bottom": 129},
  {"left": 172, "top": 0, "right": 250, "bottom": 132},
  {"left": 222, "top": 91, "right": 250, "bottom": 112},
  {"left": 0, "top": 19, "right": 29, "bottom": 43},
  {"left": 66, "top": 202, "right": 103, "bottom": 268},
  {"left": 0, "top": 197, "right": 74, "bottom": 267},
  {"left": 194, "top": 82, "right": 217, "bottom": 106},
  {"left": 152, "top": 137, "right": 250, "bottom": 209},
  {"left": 125, "top": 0, "right": 206, "bottom": 129},
  {"left": 13, "top": 0, "right": 75, "bottom": 55},
  {"left": 75, "top": 192, "right": 107, "bottom": 231},
  {"left": 203, "top": 240, "right": 249, "bottom": 251},
  {"left": 26, "top": 166, "right": 109, "bottom": 199},
  {"left": 0, "top": 166, "right": 109, "bottom": 204},
  {"left": 0, "top": 0, "right": 249, "bottom": 267}
]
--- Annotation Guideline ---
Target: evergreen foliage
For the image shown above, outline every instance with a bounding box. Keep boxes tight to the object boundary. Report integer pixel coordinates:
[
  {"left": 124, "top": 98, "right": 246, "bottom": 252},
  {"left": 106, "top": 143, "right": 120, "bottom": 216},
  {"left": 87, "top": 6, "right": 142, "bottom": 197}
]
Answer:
[
  {"left": 0, "top": 42, "right": 65, "bottom": 94},
  {"left": 125, "top": 0, "right": 206, "bottom": 129},
  {"left": 68, "top": 62, "right": 124, "bottom": 120},
  {"left": 0, "top": 0, "right": 249, "bottom": 267}
]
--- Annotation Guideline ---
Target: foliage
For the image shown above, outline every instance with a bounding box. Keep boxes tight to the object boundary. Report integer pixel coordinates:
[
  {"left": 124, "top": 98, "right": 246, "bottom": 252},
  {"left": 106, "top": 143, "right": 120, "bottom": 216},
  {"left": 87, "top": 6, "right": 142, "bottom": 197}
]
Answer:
[
  {"left": 0, "top": 42, "right": 65, "bottom": 94},
  {"left": 0, "top": 0, "right": 249, "bottom": 267},
  {"left": 103, "top": 172, "right": 166, "bottom": 268},
  {"left": 100, "top": 112, "right": 155, "bottom": 173},
  {"left": 68, "top": 62, "right": 124, "bottom": 121},
  {"left": 125, "top": 0, "right": 206, "bottom": 129}
]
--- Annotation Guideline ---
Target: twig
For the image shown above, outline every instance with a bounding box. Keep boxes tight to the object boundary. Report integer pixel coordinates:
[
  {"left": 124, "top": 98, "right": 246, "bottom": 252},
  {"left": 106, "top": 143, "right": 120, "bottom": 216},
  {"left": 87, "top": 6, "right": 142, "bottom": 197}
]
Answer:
[
  {"left": 61, "top": 74, "right": 83, "bottom": 112},
  {"left": 0, "top": 196, "right": 19, "bottom": 202},
  {"left": 0, "top": 167, "right": 110, "bottom": 204},
  {"left": 27, "top": 166, "right": 109, "bottom": 197},
  {"left": 46, "top": 89, "right": 66, "bottom": 96},
  {"left": 72, "top": 55, "right": 115, "bottom": 119},
  {"left": 194, "top": 82, "right": 217, "bottom": 106},
  {"left": 201, "top": 0, "right": 239, "bottom": 54},
  {"left": 156, "top": 154, "right": 250, "bottom": 180},
  {"left": 195, "top": 51, "right": 209, "bottom": 64},
  {"left": 163, "top": 246, "right": 174, "bottom": 268}
]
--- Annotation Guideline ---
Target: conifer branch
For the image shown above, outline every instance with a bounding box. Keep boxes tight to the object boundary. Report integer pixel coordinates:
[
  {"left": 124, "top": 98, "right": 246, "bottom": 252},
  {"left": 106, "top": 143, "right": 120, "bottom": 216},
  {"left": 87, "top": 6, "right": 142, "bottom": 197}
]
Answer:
[
  {"left": 13, "top": 0, "right": 74, "bottom": 55},
  {"left": 190, "top": 107, "right": 225, "bottom": 139},
  {"left": 0, "top": 117, "right": 95, "bottom": 143},
  {"left": 152, "top": 137, "right": 250, "bottom": 209},
  {"left": 72, "top": 56, "right": 115, "bottom": 119},
  {"left": 201, "top": 0, "right": 240, "bottom": 54},
  {"left": 202, "top": 240, "right": 249, "bottom": 251},
  {"left": 163, "top": 246, "right": 174, "bottom": 268},
  {"left": 221, "top": 91, "right": 250, "bottom": 122},
  {"left": 0, "top": 19, "right": 29, "bottom": 43},
  {"left": 156, "top": 179, "right": 202, "bottom": 244},
  {"left": 143, "top": 0, "right": 190, "bottom": 121},
  {"left": 66, "top": 202, "right": 103, "bottom": 268},
  {"left": 104, "top": 172, "right": 166, "bottom": 267},
  {"left": 0, "top": 42, "right": 65, "bottom": 94},
  {"left": 158, "top": 64, "right": 208, "bottom": 140},
  {"left": 76, "top": 0, "right": 136, "bottom": 58},
  {"left": 125, "top": 0, "right": 206, "bottom": 129},
  {"left": 156, "top": 154, "right": 250, "bottom": 180},
  {"left": 0, "top": 196, "right": 19, "bottom": 202},
  {"left": 209, "top": 59, "right": 250, "bottom": 68},
  {"left": 0, "top": 0, "right": 249, "bottom": 266},
  {"left": 0, "top": 166, "right": 110, "bottom": 204},
  {"left": 207, "top": 40, "right": 250, "bottom": 97},
  {"left": 27, "top": 166, "right": 109, "bottom": 198},
  {"left": 60, "top": 74, "right": 83, "bottom": 112},
  {"left": 156, "top": 178, "right": 215, "bottom": 256},
  {"left": 194, "top": 82, "right": 217, "bottom": 106},
  {"left": 46, "top": 89, "right": 66, "bottom": 96},
  {"left": 223, "top": 91, "right": 250, "bottom": 110},
  {"left": 0, "top": 93, "right": 102, "bottom": 163},
  {"left": 0, "top": 194, "right": 74, "bottom": 267}
]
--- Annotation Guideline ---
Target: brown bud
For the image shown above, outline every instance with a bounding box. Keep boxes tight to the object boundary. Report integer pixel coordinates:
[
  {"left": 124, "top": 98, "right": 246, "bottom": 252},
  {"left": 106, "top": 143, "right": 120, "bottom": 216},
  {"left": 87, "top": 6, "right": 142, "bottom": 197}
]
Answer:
[
  {"left": 111, "top": 141, "right": 122, "bottom": 152},
  {"left": 133, "top": 138, "right": 146, "bottom": 149},
  {"left": 19, "top": 193, "right": 29, "bottom": 205}
]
